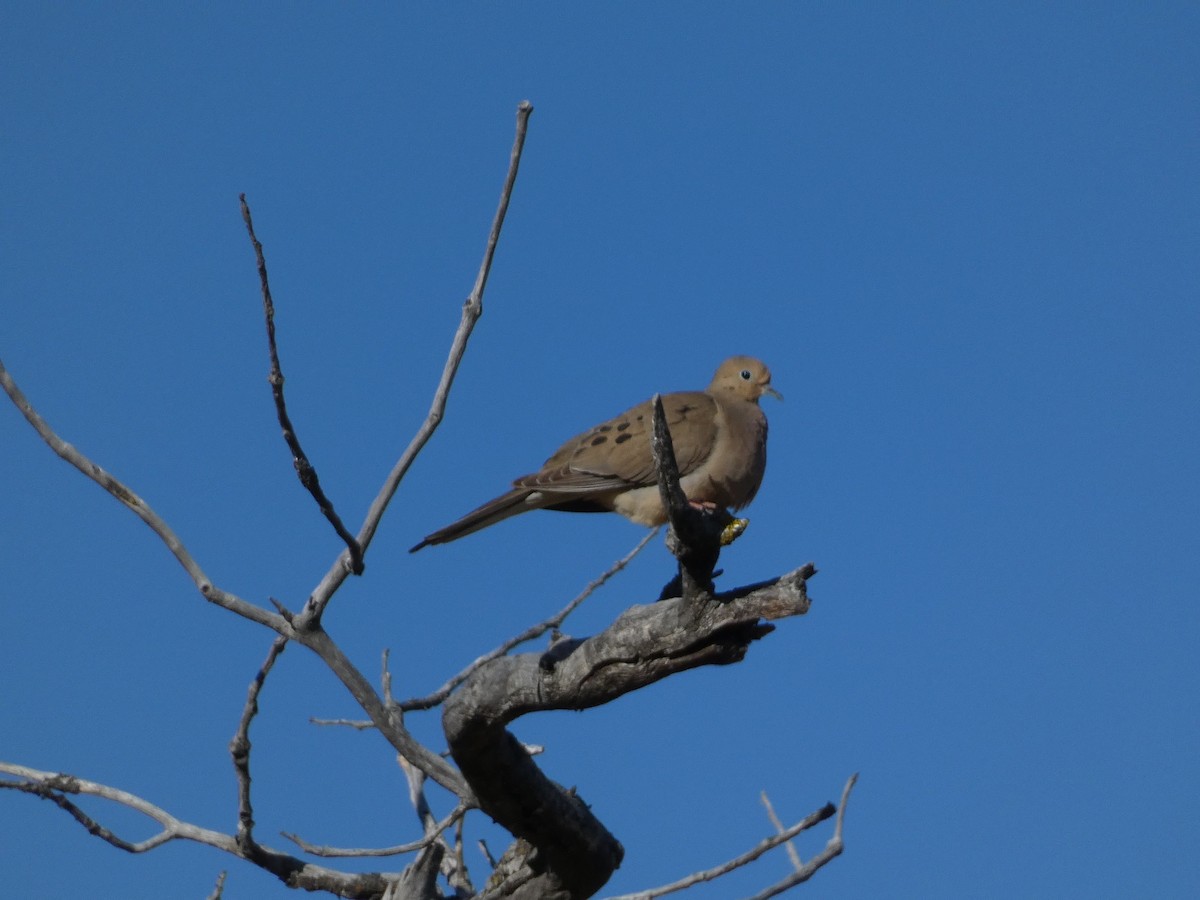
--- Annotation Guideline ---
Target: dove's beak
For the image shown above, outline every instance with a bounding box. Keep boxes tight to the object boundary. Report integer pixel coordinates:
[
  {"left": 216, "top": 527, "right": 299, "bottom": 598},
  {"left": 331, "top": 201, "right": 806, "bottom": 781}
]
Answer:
[{"left": 763, "top": 385, "right": 783, "bottom": 401}]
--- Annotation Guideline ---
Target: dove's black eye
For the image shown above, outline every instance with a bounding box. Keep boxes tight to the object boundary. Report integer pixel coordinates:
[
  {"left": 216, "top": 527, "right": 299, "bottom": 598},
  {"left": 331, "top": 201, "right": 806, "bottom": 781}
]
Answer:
[{"left": 740, "top": 369, "right": 752, "bottom": 380}]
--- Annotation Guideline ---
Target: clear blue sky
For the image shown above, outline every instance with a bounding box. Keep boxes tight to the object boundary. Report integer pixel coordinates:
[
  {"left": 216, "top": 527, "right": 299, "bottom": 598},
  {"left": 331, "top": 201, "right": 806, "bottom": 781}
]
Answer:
[{"left": 3, "top": 4, "right": 1197, "bottom": 898}]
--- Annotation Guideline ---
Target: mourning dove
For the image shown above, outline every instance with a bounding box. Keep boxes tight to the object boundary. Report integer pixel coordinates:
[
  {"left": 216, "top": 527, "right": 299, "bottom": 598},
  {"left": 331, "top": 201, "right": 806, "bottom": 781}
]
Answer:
[{"left": 409, "top": 356, "right": 780, "bottom": 551}]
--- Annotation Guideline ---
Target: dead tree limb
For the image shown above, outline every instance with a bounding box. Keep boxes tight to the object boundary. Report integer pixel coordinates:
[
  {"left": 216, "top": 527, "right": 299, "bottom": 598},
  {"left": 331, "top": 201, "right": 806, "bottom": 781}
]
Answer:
[
  {"left": 241, "top": 194, "right": 364, "bottom": 574},
  {"left": 443, "top": 565, "right": 815, "bottom": 898},
  {"left": 0, "top": 763, "right": 400, "bottom": 899},
  {"left": 401, "top": 528, "right": 658, "bottom": 711},
  {"left": 231, "top": 636, "right": 288, "bottom": 853},
  {"left": 2, "top": 99, "right": 850, "bottom": 899},
  {"left": 603, "top": 773, "right": 855, "bottom": 900},
  {"left": 743, "top": 774, "right": 858, "bottom": 900}
]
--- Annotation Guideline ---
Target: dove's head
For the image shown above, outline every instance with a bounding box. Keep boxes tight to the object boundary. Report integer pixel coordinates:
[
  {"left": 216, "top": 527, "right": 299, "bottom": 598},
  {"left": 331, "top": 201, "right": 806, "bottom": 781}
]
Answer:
[{"left": 710, "top": 356, "right": 782, "bottom": 403}]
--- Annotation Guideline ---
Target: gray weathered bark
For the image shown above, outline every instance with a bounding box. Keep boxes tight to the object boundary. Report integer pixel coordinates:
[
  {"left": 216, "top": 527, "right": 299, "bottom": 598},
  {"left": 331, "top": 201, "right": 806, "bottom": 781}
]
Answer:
[{"left": 444, "top": 564, "right": 814, "bottom": 897}]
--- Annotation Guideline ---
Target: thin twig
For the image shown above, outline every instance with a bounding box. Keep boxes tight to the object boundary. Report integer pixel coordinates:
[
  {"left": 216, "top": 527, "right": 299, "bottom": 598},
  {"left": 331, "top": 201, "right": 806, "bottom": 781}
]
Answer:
[
  {"left": 282, "top": 803, "right": 469, "bottom": 859},
  {"left": 452, "top": 813, "right": 473, "bottom": 895},
  {"left": 760, "top": 791, "right": 803, "bottom": 871},
  {"left": 382, "top": 648, "right": 395, "bottom": 708},
  {"left": 400, "top": 756, "right": 433, "bottom": 831},
  {"left": 398, "top": 755, "right": 476, "bottom": 892},
  {"left": 0, "top": 763, "right": 249, "bottom": 854},
  {"left": 0, "top": 359, "right": 282, "bottom": 632},
  {"left": 231, "top": 635, "right": 288, "bottom": 850},
  {"left": 303, "top": 100, "right": 534, "bottom": 623},
  {"left": 206, "top": 871, "right": 227, "bottom": 900},
  {"left": 399, "top": 528, "right": 656, "bottom": 711},
  {"left": 309, "top": 717, "right": 376, "bottom": 730},
  {"left": 603, "top": 791, "right": 842, "bottom": 900},
  {"left": 301, "top": 628, "right": 470, "bottom": 798},
  {"left": 743, "top": 774, "right": 859, "bottom": 900},
  {"left": 240, "top": 195, "right": 363, "bottom": 574}
]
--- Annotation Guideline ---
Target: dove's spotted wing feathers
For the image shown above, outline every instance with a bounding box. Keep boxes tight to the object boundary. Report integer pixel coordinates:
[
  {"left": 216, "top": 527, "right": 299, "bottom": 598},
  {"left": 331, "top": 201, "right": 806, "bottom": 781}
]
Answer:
[
  {"left": 515, "top": 392, "right": 719, "bottom": 494},
  {"left": 409, "top": 356, "right": 776, "bottom": 551}
]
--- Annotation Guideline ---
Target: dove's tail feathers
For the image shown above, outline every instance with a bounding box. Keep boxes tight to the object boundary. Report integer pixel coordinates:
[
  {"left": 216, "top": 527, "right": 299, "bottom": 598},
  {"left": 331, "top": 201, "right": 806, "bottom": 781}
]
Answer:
[{"left": 409, "top": 489, "right": 539, "bottom": 552}]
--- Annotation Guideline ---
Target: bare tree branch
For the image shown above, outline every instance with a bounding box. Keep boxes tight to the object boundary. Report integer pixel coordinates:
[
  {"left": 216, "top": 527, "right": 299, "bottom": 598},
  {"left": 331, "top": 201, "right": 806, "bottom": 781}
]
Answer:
[
  {"left": 452, "top": 815, "right": 472, "bottom": 898},
  {"left": 2, "top": 352, "right": 465, "bottom": 801},
  {"left": 650, "top": 394, "right": 730, "bottom": 601},
  {"left": 400, "top": 755, "right": 476, "bottom": 894},
  {"left": 5, "top": 100, "right": 848, "bottom": 899},
  {"left": 743, "top": 774, "right": 858, "bottom": 900},
  {"left": 650, "top": 394, "right": 689, "bottom": 515},
  {"left": 240, "top": 194, "right": 364, "bottom": 574},
  {"left": 302, "top": 627, "right": 471, "bottom": 798},
  {"left": 310, "top": 717, "right": 377, "bottom": 730},
  {"left": 604, "top": 774, "right": 857, "bottom": 900},
  {"left": 282, "top": 802, "right": 469, "bottom": 859},
  {"left": 0, "top": 763, "right": 395, "bottom": 898},
  {"left": 3, "top": 99, "right": 516, "bottom": 804},
  {"left": 443, "top": 565, "right": 816, "bottom": 898},
  {"left": 231, "top": 635, "right": 288, "bottom": 851},
  {"left": 603, "top": 805, "right": 832, "bottom": 900},
  {"left": 382, "top": 648, "right": 396, "bottom": 709},
  {"left": 206, "top": 870, "right": 227, "bottom": 900},
  {"left": 760, "top": 791, "right": 803, "bottom": 871},
  {"left": 0, "top": 358, "right": 286, "bottom": 633},
  {"left": 303, "top": 100, "right": 534, "bottom": 622},
  {"left": 1, "top": 354, "right": 465, "bottom": 799},
  {"left": 382, "top": 844, "right": 445, "bottom": 900},
  {"left": 478, "top": 839, "right": 498, "bottom": 869},
  {"left": 401, "top": 529, "right": 658, "bottom": 711}
]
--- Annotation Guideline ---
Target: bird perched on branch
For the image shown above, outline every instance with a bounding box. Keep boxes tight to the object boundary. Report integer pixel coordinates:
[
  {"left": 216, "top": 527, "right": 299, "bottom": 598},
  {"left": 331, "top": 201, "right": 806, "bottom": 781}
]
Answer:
[{"left": 410, "top": 356, "right": 780, "bottom": 551}]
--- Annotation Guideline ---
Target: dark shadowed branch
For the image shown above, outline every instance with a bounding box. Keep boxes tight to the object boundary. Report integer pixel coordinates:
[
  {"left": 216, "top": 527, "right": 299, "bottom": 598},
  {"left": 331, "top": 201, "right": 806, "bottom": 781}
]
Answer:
[
  {"left": 240, "top": 194, "right": 364, "bottom": 574},
  {"left": 649, "top": 394, "right": 733, "bottom": 601}
]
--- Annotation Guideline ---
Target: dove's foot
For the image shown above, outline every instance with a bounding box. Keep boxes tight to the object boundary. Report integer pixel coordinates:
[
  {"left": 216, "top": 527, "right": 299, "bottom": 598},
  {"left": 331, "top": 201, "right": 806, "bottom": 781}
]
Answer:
[{"left": 720, "top": 517, "right": 749, "bottom": 546}]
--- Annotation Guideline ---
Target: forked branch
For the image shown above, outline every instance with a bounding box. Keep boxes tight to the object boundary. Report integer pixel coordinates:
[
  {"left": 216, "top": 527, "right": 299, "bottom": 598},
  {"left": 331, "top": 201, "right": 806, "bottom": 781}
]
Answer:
[
  {"left": 2, "top": 99, "right": 850, "bottom": 899},
  {"left": 0, "top": 763, "right": 396, "bottom": 898},
  {"left": 604, "top": 774, "right": 856, "bottom": 900},
  {"left": 0, "top": 359, "right": 283, "bottom": 632}
]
